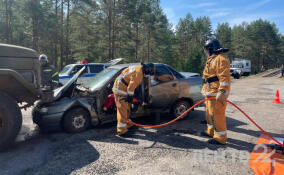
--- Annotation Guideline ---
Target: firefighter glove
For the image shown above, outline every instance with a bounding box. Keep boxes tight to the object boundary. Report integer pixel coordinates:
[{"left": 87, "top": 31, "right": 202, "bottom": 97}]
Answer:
[{"left": 216, "top": 89, "right": 227, "bottom": 103}]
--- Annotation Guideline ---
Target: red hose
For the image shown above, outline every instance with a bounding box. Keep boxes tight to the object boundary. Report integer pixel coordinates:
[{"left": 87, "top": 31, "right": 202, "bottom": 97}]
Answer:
[{"left": 117, "top": 97, "right": 284, "bottom": 148}]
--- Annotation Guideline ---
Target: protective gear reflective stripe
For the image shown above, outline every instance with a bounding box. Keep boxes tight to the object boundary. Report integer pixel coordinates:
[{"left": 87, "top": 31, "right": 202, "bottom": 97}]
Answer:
[
  {"left": 117, "top": 123, "right": 127, "bottom": 128},
  {"left": 216, "top": 131, "right": 226, "bottom": 135},
  {"left": 113, "top": 88, "right": 128, "bottom": 95},
  {"left": 52, "top": 72, "right": 59, "bottom": 77},
  {"left": 128, "top": 66, "right": 135, "bottom": 72},
  {"left": 127, "top": 91, "right": 134, "bottom": 95},
  {"left": 201, "top": 90, "right": 217, "bottom": 96},
  {"left": 220, "top": 82, "right": 229, "bottom": 86},
  {"left": 43, "top": 69, "right": 52, "bottom": 72},
  {"left": 207, "top": 124, "right": 213, "bottom": 129},
  {"left": 210, "top": 60, "right": 216, "bottom": 65}
]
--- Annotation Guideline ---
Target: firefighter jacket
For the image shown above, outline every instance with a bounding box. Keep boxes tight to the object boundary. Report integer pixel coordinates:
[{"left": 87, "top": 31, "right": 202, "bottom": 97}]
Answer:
[
  {"left": 113, "top": 65, "right": 144, "bottom": 96},
  {"left": 41, "top": 63, "right": 59, "bottom": 87},
  {"left": 202, "top": 54, "right": 231, "bottom": 96}
]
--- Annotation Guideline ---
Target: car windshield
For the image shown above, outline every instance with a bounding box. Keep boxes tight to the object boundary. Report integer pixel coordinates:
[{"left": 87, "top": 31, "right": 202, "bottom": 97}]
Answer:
[
  {"left": 84, "top": 68, "right": 119, "bottom": 91},
  {"left": 60, "top": 65, "right": 73, "bottom": 75}
]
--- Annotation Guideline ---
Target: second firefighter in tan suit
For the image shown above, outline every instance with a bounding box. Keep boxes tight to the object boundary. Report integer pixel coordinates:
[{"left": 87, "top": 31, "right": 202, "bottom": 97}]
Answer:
[
  {"left": 202, "top": 39, "right": 231, "bottom": 145},
  {"left": 113, "top": 63, "right": 155, "bottom": 135}
]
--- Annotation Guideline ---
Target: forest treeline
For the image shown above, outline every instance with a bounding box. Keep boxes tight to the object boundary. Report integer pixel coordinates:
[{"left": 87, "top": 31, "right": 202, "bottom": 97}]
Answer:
[{"left": 1, "top": 0, "right": 284, "bottom": 73}]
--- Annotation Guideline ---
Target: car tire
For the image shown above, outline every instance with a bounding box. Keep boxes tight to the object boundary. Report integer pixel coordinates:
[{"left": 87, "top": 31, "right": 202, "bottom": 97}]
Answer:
[
  {"left": 0, "top": 91, "right": 22, "bottom": 151},
  {"left": 63, "top": 107, "right": 90, "bottom": 133},
  {"left": 234, "top": 74, "right": 240, "bottom": 79},
  {"left": 172, "top": 100, "right": 191, "bottom": 120}
]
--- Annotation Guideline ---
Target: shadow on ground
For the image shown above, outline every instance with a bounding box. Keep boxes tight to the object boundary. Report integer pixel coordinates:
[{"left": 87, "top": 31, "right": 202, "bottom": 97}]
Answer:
[{"left": 0, "top": 125, "right": 100, "bottom": 175}]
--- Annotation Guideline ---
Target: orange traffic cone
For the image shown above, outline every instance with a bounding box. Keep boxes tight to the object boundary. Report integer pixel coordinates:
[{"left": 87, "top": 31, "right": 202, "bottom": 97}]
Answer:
[{"left": 272, "top": 90, "right": 281, "bottom": 104}]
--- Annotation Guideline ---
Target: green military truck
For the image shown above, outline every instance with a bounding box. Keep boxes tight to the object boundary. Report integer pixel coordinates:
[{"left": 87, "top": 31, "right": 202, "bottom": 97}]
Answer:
[{"left": 0, "top": 43, "right": 43, "bottom": 150}]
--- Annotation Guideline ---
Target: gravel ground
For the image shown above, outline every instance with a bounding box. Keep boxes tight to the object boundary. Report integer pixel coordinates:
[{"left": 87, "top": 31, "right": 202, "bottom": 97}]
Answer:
[{"left": 0, "top": 75, "right": 283, "bottom": 175}]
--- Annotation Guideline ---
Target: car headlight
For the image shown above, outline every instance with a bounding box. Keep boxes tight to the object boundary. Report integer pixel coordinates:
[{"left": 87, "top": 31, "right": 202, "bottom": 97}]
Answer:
[{"left": 40, "top": 107, "right": 48, "bottom": 113}]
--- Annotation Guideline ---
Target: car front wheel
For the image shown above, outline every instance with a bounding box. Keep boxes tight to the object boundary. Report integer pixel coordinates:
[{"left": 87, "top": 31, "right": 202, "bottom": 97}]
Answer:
[
  {"left": 63, "top": 107, "right": 90, "bottom": 133},
  {"left": 173, "top": 100, "right": 191, "bottom": 119}
]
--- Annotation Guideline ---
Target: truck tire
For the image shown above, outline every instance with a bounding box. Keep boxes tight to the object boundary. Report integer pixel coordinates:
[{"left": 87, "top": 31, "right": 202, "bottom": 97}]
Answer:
[{"left": 0, "top": 91, "right": 22, "bottom": 151}]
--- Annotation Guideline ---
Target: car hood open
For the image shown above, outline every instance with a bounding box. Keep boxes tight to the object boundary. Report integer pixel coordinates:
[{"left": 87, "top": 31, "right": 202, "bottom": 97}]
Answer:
[{"left": 53, "top": 66, "right": 86, "bottom": 100}]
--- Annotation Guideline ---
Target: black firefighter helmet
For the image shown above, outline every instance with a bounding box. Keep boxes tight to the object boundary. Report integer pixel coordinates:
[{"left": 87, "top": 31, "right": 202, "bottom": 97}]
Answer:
[{"left": 204, "top": 39, "right": 229, "bottom": 56}]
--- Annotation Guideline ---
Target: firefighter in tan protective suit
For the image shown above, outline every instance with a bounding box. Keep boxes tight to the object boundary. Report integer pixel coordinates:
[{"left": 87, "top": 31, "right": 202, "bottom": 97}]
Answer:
[
  {"left": 201, "top": 39, "right": 231, "bottom": 145},
  {"left": 113, "top": 63, "right": 155, "bottom": 136}
]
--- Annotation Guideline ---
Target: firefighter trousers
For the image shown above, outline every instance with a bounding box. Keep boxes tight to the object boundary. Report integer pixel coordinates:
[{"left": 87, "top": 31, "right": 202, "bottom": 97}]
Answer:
[
  {"left": 114, "top": 94, "right": 131, "bottom": 135},
  {"left": 205, "top": 97, "right": 227, "bottom": 144}
]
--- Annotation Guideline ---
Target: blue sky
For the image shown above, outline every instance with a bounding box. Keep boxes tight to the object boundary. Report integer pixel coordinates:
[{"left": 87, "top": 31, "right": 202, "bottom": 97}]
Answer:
[{"left": 160, "top": 0, "right": 284, "bottom": 34}]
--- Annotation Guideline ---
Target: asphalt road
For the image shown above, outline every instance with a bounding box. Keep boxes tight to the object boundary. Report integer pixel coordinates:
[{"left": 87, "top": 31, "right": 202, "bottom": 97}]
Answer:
[{"left": 0, "top": 75, "right": 283, "bottom": 175}]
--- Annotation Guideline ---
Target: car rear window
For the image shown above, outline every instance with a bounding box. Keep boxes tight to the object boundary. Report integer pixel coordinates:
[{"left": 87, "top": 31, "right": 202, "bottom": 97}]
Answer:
[{"left": 89, "top": 64, "right": 104, "bottom": 73}]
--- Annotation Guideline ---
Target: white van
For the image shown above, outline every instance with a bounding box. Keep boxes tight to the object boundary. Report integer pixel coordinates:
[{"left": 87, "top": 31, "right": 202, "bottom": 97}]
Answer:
[{"left": 230, "top": 58, "right": 251, "bottom": 79}]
